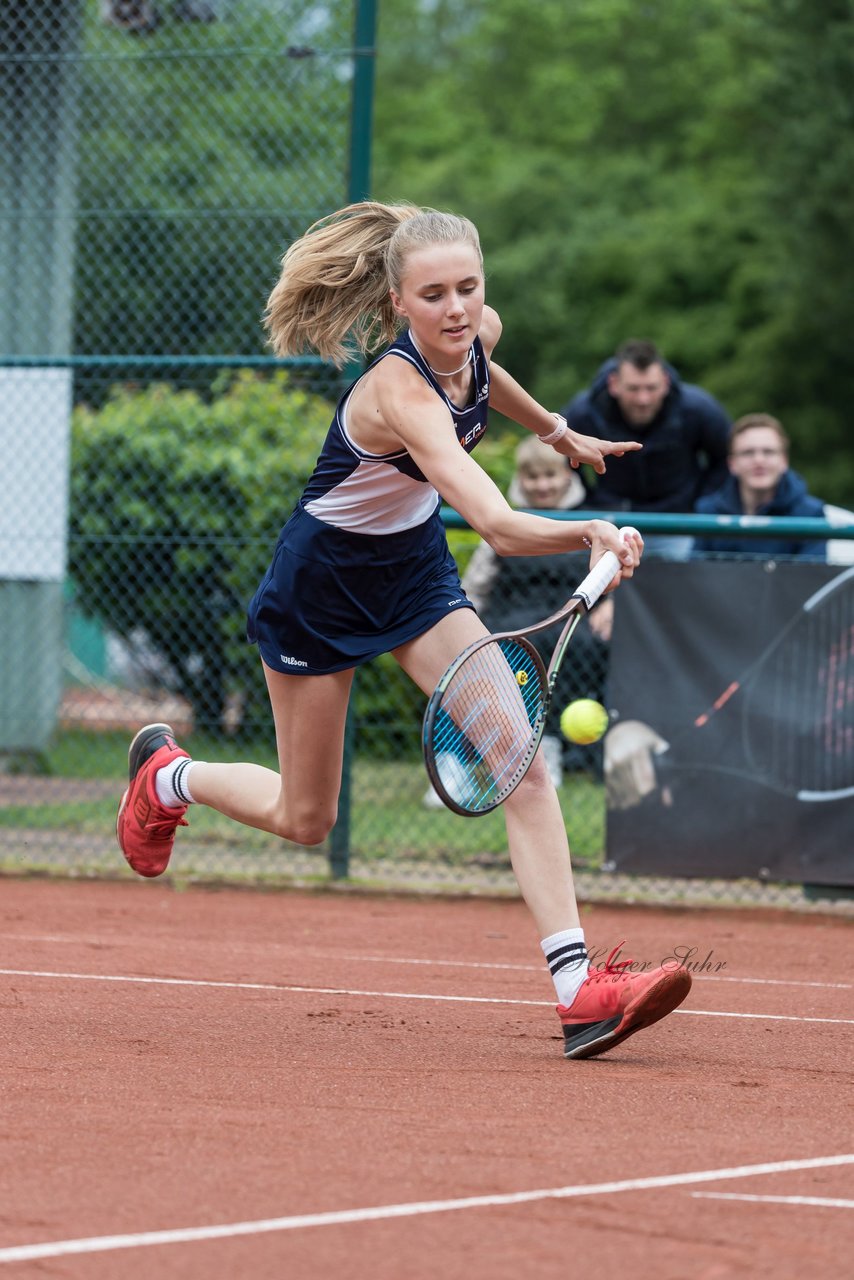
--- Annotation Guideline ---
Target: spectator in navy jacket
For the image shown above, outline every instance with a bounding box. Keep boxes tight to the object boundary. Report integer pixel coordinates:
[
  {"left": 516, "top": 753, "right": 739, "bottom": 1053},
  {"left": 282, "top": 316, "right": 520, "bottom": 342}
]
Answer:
[
  {"left": 561, "top": 339, "right": 731, "bottom": 559},
  {"left": 694, "top": 413, "right": 827, "bottom": 559}
]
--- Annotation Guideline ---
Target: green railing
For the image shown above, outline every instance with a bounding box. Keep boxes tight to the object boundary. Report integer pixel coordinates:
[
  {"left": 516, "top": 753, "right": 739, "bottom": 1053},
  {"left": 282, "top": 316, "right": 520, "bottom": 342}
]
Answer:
[{"left": 442, "top": 507, "right": 854, "bottom": 541}]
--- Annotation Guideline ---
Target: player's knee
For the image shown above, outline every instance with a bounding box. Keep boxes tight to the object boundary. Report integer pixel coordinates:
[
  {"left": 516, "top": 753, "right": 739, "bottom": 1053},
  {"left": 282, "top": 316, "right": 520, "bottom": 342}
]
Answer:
[
  {"left": 512, "top": 753, "right": 553, "bottom": 800},
  {"left": 272, "top": 800, "right": 337, "bottom": 847}
]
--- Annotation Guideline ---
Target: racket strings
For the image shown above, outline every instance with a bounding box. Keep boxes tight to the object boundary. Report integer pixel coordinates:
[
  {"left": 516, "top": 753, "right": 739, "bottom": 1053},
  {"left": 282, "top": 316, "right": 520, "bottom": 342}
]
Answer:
[{"left": 428, "top": 638, "right": 547, "bottom": 812}]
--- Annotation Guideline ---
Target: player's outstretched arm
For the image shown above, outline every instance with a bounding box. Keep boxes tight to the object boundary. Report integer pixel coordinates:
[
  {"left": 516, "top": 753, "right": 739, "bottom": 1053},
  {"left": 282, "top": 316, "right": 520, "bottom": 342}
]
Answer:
[
  {"left": 487, "top": 363, "right": 640, "bottom": 474},
  {"left": 374, "top": 358, "right": 641, "bottom": 573}
]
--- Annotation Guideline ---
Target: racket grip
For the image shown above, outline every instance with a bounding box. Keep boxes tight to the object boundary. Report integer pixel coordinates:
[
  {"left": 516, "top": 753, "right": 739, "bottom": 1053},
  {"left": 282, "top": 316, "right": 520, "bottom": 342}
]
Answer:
[{"left": 573, "top": 526, "right": 639, "bottom": 611}]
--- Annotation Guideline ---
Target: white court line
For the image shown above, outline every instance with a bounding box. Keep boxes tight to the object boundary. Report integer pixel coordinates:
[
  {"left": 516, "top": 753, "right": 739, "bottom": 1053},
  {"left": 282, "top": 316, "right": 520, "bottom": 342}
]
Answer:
[
  {"left": 1, "top": 968, "right": 853, "bottom": 1026},
  {"left": 676, "top": 1009, "right": 854, "bottom": 1025},
  {"left": 0, "top": 1155, "right": 851, "bottom": 1264},
  {"left": 6, "top": 938, "right": 852, "bottom": 990},
  {"left": 693, "top": 1192, "right": 854, "bottom": 1209},
  {"left": 341, "top": 954, "right": 854, "bottom": 991}
]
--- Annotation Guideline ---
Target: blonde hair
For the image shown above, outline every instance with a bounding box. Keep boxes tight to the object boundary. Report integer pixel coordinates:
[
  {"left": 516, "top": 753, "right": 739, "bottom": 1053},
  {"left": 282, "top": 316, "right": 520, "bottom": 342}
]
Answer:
[
  {"left": 264, "top": 200, "right": 483, "bottom": 367},
  {"left": 514, "top": 434, "right": 571, "bottom": 473}
]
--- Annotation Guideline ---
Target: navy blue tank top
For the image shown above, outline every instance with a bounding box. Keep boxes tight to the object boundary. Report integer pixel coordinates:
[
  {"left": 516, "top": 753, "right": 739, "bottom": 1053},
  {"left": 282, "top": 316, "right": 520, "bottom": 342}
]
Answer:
[{"left": 300, "top": 330, "right": 490, "bottom": 536}]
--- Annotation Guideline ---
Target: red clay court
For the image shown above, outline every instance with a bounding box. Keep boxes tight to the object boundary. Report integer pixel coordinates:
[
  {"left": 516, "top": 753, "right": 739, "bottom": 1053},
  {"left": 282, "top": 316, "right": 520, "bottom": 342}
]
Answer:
[{"left": 1, "top": 877, "right": 852, "bottom": 1278}]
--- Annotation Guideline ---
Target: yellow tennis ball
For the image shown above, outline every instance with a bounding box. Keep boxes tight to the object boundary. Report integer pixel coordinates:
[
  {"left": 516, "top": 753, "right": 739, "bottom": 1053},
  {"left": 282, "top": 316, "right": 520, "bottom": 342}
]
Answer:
[
  {"left": 516, "top": 669, "right": 528, "bottom": 686},
  {"left": 560, "top": 699, "right": 609, "bottom": 745}
]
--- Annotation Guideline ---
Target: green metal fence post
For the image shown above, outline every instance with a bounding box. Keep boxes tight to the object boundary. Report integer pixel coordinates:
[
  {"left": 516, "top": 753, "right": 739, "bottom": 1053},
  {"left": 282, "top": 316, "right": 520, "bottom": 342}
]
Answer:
[
  {"left": 348, "top": 0, "right": 377, "bottom": 203},
  {"left": 327, "top": 0, "right": 377, "bottom": 878},
  {"left": 329, "top": 688, "right": 357, "bottom": 880}
]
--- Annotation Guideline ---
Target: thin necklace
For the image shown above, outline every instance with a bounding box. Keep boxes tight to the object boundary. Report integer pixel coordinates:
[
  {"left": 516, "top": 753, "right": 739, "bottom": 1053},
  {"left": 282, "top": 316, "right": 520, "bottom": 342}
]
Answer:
[
  {"left": 409, "top": 332, "right": 473, "bottom": 378},
  {"left": 426, "top": 349, "right": 472, "bottom": 378}
]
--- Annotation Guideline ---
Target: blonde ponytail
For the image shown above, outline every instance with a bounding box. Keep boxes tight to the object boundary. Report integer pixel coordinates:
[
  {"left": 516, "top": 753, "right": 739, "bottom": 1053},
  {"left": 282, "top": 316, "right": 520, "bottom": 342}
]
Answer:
[{"left": 264, "top": 201, "right": 483, "bottom": 367}]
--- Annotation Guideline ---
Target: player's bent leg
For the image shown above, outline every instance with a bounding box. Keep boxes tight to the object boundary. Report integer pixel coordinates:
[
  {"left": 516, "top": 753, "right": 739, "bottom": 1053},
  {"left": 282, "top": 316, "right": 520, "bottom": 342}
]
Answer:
[
  {"left": 117, "top": 665, "right": 354, "bottom": 876},
  {"left": 188, "top": 663, "right": 354, "bottom": 844}
]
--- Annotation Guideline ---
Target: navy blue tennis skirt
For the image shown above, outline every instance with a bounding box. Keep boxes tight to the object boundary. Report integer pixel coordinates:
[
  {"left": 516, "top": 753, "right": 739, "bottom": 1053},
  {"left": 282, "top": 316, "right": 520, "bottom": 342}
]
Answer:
[{"left": 246, "top": 504, "right": 474, "bottom": 675}]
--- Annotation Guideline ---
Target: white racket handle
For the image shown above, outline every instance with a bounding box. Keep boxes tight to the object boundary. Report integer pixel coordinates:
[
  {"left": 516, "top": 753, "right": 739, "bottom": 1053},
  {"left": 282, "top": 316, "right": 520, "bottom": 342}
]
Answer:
[{"left": 572, "top": 526, "right": 640, "bottom": 612}]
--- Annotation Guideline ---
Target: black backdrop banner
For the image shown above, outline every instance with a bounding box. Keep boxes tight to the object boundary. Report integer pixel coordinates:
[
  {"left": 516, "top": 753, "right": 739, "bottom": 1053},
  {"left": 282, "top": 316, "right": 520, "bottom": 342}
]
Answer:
[{"left": 604, "top": 559, "right": 854, "bottom": 886}]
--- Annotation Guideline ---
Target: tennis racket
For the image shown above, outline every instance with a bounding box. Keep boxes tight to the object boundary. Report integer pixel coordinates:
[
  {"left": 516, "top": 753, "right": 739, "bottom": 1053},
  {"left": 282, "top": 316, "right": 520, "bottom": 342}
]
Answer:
[{"left": 423, "top": 530, "right": 639, "bottom": 815}]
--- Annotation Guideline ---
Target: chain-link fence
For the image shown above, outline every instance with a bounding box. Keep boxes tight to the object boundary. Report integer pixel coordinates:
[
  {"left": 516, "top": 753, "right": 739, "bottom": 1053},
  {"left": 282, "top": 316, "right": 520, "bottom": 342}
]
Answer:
[
  {"left": 2, "top": 1, "right": 364, "bottom": 355},
  {"left": 3, "top": 3, "right": 854, "bottom": 914},
  {"left": 1, "top": 0, "right": 358, "bottom": 875}
]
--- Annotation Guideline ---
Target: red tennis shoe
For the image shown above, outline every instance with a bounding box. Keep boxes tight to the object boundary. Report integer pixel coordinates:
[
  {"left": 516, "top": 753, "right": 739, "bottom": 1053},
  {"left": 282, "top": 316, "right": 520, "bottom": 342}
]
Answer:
[
  {"left": 116, "top": 723, "right": 189, "bottom": 878},
  {"left": 559, "top": 943, "right": 691, "bottom": 1059}
]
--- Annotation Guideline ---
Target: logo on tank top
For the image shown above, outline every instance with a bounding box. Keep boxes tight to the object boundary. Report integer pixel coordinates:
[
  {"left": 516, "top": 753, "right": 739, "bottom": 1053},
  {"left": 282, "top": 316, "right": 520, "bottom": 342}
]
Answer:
[{"left": 459, "top": 421, "right": 486, "bottom": 448}]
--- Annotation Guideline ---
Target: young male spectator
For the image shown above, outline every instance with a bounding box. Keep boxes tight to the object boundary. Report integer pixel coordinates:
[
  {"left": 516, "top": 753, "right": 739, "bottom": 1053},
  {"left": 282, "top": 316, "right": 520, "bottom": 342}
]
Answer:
[
  {"left": 694, "top": 413, "right": 827, "bottom": 559},
  {"left": 560, "top": 339, "right": 731, "bottom": 558}
]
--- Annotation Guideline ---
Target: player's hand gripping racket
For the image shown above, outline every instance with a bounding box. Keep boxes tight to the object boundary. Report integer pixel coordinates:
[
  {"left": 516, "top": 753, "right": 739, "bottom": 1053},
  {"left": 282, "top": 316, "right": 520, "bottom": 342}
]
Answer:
[{"left": 423, "top": 530, "right": 639, "bottom": 815}]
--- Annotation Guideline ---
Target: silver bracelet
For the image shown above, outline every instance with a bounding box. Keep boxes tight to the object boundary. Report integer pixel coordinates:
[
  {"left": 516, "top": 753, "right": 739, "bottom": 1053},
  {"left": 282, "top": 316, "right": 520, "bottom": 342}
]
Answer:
[{"left": 537, "top": 413, "right": 569, "bottom": 446}]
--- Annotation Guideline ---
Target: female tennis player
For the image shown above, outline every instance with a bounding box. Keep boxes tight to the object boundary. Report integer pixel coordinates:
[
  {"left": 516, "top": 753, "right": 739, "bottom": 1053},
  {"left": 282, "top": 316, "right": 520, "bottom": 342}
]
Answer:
[{"left": 116, "top": 201, "right": 691, "bottom": 1059}]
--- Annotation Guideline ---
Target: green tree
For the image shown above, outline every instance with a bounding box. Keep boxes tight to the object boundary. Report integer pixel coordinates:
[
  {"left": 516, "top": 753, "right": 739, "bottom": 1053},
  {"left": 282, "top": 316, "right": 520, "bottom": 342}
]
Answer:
[
  {"left": 373, "top": 0, "right": 854, "bottom": 505},
  {"left": 744, "top": 0, "right": 854, "bottom": 501}
]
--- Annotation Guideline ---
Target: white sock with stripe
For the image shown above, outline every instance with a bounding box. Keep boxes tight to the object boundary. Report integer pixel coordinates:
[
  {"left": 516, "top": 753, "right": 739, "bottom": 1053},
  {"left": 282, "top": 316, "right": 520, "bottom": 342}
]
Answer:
[
  {"left": 541, "top": 928, "right": 589, "bottom": 1008},
  {"left": 155, "top": 757, "right": 199, "bottom": 809}
]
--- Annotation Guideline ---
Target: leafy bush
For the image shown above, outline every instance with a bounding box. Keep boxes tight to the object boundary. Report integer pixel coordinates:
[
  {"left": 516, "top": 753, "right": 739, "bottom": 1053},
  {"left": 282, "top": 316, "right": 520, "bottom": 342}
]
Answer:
[{"left": 69, "top": 371, "right": 332, "bottom": 732}]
